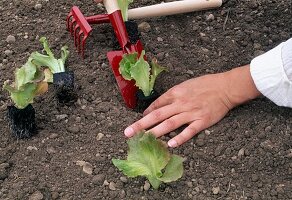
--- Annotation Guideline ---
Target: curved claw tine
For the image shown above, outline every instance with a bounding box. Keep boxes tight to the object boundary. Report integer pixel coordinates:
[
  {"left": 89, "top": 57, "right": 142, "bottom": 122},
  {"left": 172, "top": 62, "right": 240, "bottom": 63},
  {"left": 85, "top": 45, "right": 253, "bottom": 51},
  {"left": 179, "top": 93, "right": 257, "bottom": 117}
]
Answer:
[
  {"left": 73, "top": 24, "right": 80, "bottom": 48},
  {"left": 82, "top": 35, "right": 88, "bottom": 59},
  {"left": 77, "top": 30, "right": 83, "bottom": 53},
  {"left": 70, "top": 18, "right": 76, "bottom": 35},
  {"left": 66, "top": 12, "right": 72, "bottom": 30}
]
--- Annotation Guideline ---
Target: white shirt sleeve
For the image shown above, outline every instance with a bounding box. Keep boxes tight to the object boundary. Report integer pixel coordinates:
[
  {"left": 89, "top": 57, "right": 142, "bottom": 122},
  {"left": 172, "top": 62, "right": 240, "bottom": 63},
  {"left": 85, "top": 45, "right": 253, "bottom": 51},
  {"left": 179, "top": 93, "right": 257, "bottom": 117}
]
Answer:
[{"left": 250, "top": 38, "right": 292, "bottom": 107}]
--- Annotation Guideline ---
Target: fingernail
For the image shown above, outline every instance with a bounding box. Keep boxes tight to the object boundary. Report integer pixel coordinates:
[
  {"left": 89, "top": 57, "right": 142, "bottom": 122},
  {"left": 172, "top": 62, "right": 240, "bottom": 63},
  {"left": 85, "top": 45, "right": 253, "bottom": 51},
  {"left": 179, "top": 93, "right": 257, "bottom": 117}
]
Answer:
[
  {"left": 124, "top": 127, "right": 134, "bottom": 137},
  {"left": 143, "top": 110, "right": 149, "bottom": 116},
  {"left": 168, "top": 140, "right": 178, "bottom": 148}
]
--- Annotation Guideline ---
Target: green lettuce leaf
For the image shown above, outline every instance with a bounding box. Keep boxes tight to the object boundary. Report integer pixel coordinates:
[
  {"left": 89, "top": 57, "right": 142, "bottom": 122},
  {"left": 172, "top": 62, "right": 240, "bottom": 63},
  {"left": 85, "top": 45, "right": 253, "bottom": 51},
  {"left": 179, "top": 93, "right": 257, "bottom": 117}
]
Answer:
[
  {"left": 158, "top": 155, "right": 184, "bottom": 183},
  {"left": 117, "top": 0, "right": 133, "bottom": 21},
  {"left": 119, "top": 50, "right": 166, "bottom": 97},
  {"left": 149, "top": 58, "right": 167, "bottom": 94},
  {"left": 30, "top": 37, "right": 69, "bottom": 74},
  {"left": 119, "top": 52, "right": 138, "bottom": 80},
  {"left": 3, "top": 82, "right": 37, "bottom": 109},
  {"left": 112, "top": 131, "right": 184, "bottom": 189},
  {"left": 130, "top": 51, "right": 151, "bottom": 96},
  {"left": 15, "top": 60, "right": 37, "bottom": 89}
]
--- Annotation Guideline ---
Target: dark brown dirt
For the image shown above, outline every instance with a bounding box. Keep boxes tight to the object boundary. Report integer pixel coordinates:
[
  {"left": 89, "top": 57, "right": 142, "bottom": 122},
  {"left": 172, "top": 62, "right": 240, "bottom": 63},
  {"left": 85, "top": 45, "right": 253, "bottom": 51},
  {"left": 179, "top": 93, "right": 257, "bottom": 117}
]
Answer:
[{"left": 1, "top": 0, "right": 292, "bottom": 199}]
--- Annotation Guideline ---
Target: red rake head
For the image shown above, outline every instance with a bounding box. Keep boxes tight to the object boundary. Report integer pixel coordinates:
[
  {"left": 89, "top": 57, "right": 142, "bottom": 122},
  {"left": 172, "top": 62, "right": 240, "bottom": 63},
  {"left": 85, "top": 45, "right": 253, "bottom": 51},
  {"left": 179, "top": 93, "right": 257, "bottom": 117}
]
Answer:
[
  {"left": 66, "top": 6, "right": 110, "bottom": 58},
  {"left": 67, "top": 6, "right": 92, "bottom": 58}
]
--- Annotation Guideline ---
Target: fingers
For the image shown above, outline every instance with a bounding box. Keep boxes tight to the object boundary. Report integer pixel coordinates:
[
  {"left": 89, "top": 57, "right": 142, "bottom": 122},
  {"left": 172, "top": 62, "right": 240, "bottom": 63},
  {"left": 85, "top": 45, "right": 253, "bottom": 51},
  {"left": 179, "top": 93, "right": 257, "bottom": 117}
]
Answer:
[
  {"left": 168, "top": 120, "right": 205, "bottom": 148},
  {"left": 148, "top": 112, "right": 193, "bottom": 138},
  {"left": 124, "top": 104, "right": 179, "bottom": 138},
  {"left": 143, "top": 92, "right": 172, "bottom": 116}
]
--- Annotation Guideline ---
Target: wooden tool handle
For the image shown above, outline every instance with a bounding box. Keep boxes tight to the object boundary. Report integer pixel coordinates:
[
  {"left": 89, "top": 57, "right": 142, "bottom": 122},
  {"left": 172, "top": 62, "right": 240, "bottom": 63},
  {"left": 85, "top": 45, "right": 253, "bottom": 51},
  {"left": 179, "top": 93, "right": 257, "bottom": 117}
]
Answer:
[
  {"left": 128, "top": 0, "right": 222, "bottom": 19},
  {"left": 103, "top": 0, "right": 120, "bottom": 14}
]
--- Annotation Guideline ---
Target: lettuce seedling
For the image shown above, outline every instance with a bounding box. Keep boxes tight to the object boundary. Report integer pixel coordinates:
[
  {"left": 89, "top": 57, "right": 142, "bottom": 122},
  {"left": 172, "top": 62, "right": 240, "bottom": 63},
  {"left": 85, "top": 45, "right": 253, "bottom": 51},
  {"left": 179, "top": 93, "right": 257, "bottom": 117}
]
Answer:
[
  {"left": 112, "top": 131, "right": 184, "bottom": 189},
  {"left": 119, "top": 50, "right": 166, "bottom": 96},
  {"left": 3, "top": 59, "right": 48, "bottom": 109},
  {"left": 30, "top": 37, "right": 69, "bottom": 76},
  {"left": 117, "top": 0, "right": 133, "bottom": 21}
]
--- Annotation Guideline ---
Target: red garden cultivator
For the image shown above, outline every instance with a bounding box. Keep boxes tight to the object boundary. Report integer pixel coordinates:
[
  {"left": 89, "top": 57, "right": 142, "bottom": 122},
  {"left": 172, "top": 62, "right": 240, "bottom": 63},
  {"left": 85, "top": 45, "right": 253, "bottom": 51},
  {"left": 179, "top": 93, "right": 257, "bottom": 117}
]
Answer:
[{"left": 67, "top": 0, "right": 222, "bottom": 108}]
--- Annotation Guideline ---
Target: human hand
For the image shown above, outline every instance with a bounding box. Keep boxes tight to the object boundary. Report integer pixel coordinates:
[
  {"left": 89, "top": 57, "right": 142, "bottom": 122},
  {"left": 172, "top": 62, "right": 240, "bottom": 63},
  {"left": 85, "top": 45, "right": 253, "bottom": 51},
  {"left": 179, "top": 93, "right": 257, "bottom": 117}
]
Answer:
[{"left": 124, "top": 65, "right": 261, "bottom": 148}]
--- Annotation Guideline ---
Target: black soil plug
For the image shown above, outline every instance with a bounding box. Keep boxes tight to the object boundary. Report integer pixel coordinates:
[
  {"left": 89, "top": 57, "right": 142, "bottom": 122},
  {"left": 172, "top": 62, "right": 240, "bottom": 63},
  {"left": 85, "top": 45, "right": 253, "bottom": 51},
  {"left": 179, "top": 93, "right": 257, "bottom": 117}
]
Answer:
[
  {"left": 53, "top": 71, "right": 77, "bottom": 104},
  {"left": 113, "top": 20, "right": 140, "bottom": 49},
  {"left": 125, "top": 20, "right": 140, "bottom": 44},
  {"left": 135, "top": 89, "right": 160, "bottom": 113},
  {"left": 7, "top": 104, "right": 37, "bottom": 139}
]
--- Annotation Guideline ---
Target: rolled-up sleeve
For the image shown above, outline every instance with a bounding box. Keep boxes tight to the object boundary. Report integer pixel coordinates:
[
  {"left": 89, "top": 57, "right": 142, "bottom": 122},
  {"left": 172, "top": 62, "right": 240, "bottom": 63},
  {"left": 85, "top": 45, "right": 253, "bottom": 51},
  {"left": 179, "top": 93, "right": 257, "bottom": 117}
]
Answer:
[{"left": 250, "top": 38, "right": 292, "bottom": 107}]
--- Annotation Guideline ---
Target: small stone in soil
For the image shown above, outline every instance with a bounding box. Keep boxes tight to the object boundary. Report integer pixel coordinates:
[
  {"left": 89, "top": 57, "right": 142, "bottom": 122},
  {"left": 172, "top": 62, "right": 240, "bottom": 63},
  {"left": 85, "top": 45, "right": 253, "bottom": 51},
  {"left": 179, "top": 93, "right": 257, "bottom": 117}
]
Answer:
[
  {"left": 103, "top": 179, "right": 109, "bottom": 186},
  {"left": 143, "top": 181, "right": 151, "bottom": 191},
  {"left": 34, "top": 3, "right": 42, "bottom": 10},
  {"left": 212, "top": 186, "right": 220, "bottom": 195},
  {"left": 156, "top": 52, "right": 165, "bottom": 60},
  {"left": 49, "top": 133, "right": 59, "bottom": 139},
  {"left": 4, "top": 50, "right": 13, "bottom": 56},
  {"left": 0, "top": 168, "right": 8, "bottom": 180},
  {"left": 92, "top": 174, "right": 105, "bottom": 185},
  {"left": 138, "top": 22, "right": 151, "bottom": 33},
  {"left": 119, "top": 190, "right": 126, "bottom": 198},
  {"left": 6, "top": 35, "right": 16, "bottom": 43},
  {"left": 76, "top": 161, "right": 93, "bottom": 175},
  {"left": 157, "top": 37, "right": 163, "bottom": 42},
  {"left": 46, "top": 147, "right": 57, "bottom": 154},
  {"left": 196, "top": 139, "right": 205, "bottom": 147},
  {"left": 120, "top": 176, "right": 127, "bottom": 183},
  {"left": 186, "top": 181, "right": 193, "bottom": 188},
  {"left": 83, "top": 163, "right": 93, "bottom": 175},
  {"left": 75, "top": 116, "right": 81, "bottom": 123},
  {"left": 206, "top": 14, "right": 215, "bottom": 21},
  {"left": 56, "top": 114, "right": 68, "bottom": 120},
  {"left": 29, "top": 191, "right": 43, "bottom": 200},
  {"left": 51, "top": 192, "right": 59, "bottom": 200},
  {"left": 265, "top": 126, "right": 272, "bottom": 132},
  {"left": 238, "top": 148, "right": 245, "bottom": 157},
  {"left": 96, "top": 133, "right": 104, "bottom": 141},
  {"left": 251, "top": 174, "right": 259, "bottom": 182},
  {"left": 109, "top": 182, "right": 116, "bottom": 190},
  {"left": 205, "top": 130, "right": 211, "bottom": 135},
  {"left": 66, "top": 125, "right": 80, "bottom": 133},
  {"left": 27, "top": 146, "right": 38, "bottom": 151}
]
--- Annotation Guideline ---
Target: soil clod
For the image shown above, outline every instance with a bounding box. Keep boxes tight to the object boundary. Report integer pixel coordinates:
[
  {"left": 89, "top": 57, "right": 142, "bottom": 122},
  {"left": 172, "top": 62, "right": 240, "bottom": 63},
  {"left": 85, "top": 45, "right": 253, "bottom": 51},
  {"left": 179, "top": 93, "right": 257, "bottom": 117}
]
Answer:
[
  {"left": 53, "top": 71, "right": 77, "bottom": 105},
  {"left": 7, "top": 104, "right": 37, "bottom": 139},
  {"left": 135, "top": 89, "right": 160, "bottom": 113}
]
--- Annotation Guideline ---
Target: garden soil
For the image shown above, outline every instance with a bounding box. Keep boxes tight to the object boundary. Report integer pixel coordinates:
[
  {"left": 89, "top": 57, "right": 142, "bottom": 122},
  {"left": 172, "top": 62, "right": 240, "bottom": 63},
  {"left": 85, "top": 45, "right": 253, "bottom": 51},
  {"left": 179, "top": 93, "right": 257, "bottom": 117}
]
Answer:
[{"left": 0, "top": 0, "right": 292, "bottom": 199}]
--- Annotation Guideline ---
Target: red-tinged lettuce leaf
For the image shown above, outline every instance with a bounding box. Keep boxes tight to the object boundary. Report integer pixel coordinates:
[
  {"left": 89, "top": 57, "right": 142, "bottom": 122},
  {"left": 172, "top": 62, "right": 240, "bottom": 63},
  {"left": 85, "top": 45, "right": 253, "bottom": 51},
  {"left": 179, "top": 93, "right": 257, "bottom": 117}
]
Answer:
[{"left": 35, "top": 81, "right": 48, "bottom": 96}]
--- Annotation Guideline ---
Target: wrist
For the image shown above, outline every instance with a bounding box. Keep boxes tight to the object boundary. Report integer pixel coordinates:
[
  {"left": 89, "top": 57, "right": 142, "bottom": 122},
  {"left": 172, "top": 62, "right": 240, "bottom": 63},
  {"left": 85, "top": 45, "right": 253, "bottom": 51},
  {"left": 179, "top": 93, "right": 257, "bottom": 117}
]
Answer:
[{"left": 223, "top": 65, "right": 261, "bottom": 108}]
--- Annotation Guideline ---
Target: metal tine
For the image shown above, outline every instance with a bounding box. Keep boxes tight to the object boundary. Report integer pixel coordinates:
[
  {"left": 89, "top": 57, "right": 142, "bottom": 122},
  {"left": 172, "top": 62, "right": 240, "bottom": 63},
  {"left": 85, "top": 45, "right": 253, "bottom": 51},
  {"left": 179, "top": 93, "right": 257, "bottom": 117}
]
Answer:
[
  {"left": 73, "top": 24, "right": 80, "bottom": 48},
  {"left": 66, "top": 12, "right": 73, "bottom": 31},
  {"left": 81, "top": 35, "right": 88, "bottom": 59},
  {"left": 77, "top": 30, "right": 83, "bottom": 53},
  {"left": 70, "top": 19, "right": 77, "bottom": 36}
]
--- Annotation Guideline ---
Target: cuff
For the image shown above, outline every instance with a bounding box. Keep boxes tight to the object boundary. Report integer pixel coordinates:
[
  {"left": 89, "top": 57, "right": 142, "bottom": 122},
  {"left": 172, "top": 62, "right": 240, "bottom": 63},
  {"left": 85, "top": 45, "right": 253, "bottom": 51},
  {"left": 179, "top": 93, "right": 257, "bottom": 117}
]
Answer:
[{"left": 250, "top": 42, "right": 292, "bottom": 107}]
